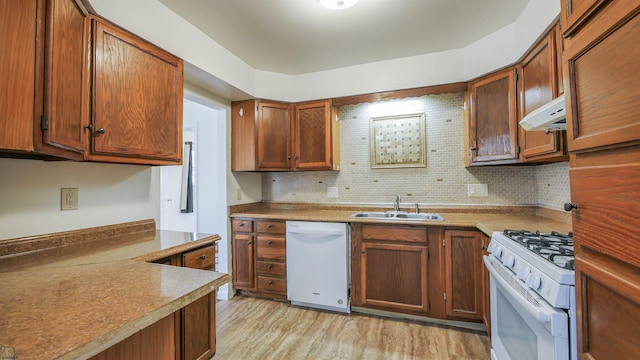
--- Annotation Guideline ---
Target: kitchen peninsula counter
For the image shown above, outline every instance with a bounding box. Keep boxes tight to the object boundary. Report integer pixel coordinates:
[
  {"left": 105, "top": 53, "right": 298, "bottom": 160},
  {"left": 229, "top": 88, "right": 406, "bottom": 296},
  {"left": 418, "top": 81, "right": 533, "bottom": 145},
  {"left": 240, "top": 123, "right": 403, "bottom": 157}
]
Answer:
[
  {"left": 229, "top": 205, "right": 572, "bottom": 235},
  {"left": 0, "top": 220, "right": 230, "bottom": 359}
]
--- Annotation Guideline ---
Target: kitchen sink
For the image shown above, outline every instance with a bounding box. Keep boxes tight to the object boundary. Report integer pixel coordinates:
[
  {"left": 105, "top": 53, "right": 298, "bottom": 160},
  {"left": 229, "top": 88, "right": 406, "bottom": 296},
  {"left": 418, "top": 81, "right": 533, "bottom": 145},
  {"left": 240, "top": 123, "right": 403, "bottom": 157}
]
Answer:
[{"left": 350, "top": 211, "right": 444, "bottom": 221}]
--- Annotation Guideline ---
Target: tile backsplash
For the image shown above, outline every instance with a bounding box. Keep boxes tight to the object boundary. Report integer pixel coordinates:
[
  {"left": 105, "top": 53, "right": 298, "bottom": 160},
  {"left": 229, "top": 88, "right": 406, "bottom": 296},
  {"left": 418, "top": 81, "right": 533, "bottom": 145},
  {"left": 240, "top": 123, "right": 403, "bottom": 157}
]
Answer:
[{"left": 263, "top": 93, "right": 570, "bottom": 210}]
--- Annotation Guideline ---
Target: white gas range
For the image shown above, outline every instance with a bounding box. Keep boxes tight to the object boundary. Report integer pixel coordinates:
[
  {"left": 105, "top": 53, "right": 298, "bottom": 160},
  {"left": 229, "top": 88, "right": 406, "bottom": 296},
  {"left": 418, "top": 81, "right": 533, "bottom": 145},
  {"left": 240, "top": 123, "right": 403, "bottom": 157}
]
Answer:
[{"left": 484, "top": 229, "right": 576, "bottom": 360}]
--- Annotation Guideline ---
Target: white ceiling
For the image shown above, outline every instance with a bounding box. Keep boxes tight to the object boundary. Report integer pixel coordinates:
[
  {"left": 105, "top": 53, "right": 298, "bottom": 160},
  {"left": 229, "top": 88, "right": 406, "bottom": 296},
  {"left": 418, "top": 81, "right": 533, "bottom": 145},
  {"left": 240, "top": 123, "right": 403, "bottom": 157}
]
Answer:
[{"left": 159, "top": 0, "right": 530, "bottom": 75}]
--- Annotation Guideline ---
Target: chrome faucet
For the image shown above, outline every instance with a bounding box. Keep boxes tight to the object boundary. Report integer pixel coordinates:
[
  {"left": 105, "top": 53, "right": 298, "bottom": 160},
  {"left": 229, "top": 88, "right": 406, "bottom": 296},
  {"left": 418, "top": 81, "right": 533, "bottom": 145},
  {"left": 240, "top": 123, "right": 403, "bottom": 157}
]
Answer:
[{"left": 393, "top": 195, "right": 401, "bottom": 212}]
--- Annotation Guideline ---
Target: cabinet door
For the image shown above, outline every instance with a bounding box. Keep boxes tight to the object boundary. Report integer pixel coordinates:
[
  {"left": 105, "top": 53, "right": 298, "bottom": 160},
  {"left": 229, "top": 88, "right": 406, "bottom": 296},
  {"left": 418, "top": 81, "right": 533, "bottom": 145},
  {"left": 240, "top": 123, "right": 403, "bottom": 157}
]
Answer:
[
  {"left": 560, "top": 0, "right": 608, "bottom": 37},
  {"left": 90, "top": 18, "right": 183, "bottom": 164},
  {"left": 575, "top": 251, "right": 640, "bottom": 360},
  {"left": 294, "top": 100, "right": 333, "bottom": 170},
  {"left": 469, "top": 67, "right": 519, "bottom": 165},
  {"left": 257, "top": 101, "right": 291, "bottom": 170},
  {"left": 444, "top": 230, "right": 483, "bottom": 321},
  {"left": 518, "top": 28, "right": 567, "bottom": 163},
  {"left": 232, "top": 233, "right": 255, "bottom": 289},
  {"left": 231, "top": 100, "right": 257, "bottom": 171},
  {"left": 360, "top": 241, "right": 429, "bottom": 314},
  {"left": 563, "top": 3, "right": 640, "bottom": 153},
  {"left": 0, "top": 0, "right": 38, "bottom": 152},
  {"left": 40, "top": 0, "right": 88, "bottom": 156},
  {"left": 182, "top": 246, "right": 216, "bottom": 360}
]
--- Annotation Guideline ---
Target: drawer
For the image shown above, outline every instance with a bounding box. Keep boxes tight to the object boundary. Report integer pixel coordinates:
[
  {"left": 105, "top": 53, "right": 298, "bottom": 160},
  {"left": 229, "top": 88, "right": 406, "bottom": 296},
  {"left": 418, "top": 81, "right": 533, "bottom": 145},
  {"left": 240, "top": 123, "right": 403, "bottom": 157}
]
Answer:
[
  {"left": 257, "top": 236, "right": 286, "bottom": 261},
  {"left": 183, "top": 245, "right": 215, "bottom": 270},
  {"left": 257, "top": 221, "right": 285, "bottom": 234},
  {"left": 257, "top": 276, "right": 287, "bottom": 293},
  {"left": 256, "top": 261, "right": 286, "bottom": 277},
  {"left": 232, "top": 219, "right": 253, "bottom": 233},
  {"left": 362, "top": 225, "right": 427, "bottom": 243}
]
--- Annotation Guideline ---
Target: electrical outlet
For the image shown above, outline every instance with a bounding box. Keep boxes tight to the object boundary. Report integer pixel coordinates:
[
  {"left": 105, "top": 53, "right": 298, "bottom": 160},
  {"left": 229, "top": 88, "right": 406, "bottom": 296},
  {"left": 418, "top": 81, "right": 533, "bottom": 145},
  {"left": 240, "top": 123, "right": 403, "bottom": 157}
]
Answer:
[
  {"left": 468, "top": 184, "right": 488, "bottom": 197},
  {"left": 61, "top": 188, "right": 78, "bottom": 210}
]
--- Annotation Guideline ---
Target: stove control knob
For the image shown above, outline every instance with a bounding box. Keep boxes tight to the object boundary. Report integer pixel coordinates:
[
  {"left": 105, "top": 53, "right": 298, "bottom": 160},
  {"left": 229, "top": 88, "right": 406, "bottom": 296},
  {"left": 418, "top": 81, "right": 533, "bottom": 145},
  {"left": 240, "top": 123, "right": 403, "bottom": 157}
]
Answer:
[
  {"left": 504, "top": 254, "right": 515, "bottom": 269},
  {"left": 517, "top": 266, "right": 530, "bottom": 281},
  {"left": 526, "top": 274, "right": 542, "bottom": 290},
  {"left": 493, "top": 245, "right": 503, "bottom": 258}
]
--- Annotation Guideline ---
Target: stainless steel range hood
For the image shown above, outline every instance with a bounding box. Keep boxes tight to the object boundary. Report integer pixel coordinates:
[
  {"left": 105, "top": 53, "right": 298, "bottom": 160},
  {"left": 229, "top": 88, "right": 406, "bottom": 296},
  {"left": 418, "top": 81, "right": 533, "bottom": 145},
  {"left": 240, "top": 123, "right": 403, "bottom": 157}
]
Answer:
[{"left": 519, "top": 94, "right": 566, "bottom": 131}]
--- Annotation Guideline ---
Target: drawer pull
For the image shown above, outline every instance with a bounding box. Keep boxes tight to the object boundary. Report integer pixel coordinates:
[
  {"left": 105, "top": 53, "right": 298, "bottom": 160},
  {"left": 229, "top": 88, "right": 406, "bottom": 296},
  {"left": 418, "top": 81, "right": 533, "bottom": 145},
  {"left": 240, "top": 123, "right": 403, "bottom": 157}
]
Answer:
[
  {"left": 268, "top": 240, "right": 273, "bottom": 245},
  {"left": 200, "top": 255, "right": 206, "bottom": 260},
  {"left": 268, "top": 281, "right": 273, "bottom": 285},
  {"left": 268, "top": 264, "right": 273, "bottom": 269},
  {"left": 239, "top": 223, "right": 244, "bottom": 227},
  {"left": 267, "top": 224, "right": 273, "bottom": 229}
]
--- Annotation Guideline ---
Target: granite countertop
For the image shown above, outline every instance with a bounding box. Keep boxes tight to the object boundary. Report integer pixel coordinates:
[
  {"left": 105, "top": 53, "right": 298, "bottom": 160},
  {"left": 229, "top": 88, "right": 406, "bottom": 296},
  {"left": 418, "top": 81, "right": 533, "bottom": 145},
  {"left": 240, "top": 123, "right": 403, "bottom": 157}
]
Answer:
[
  {"left": 0, "top": 223, "right": 230, "bottom": 359},
  {"left": 230, "top": 208, "right": 572, "bottom": 235}
]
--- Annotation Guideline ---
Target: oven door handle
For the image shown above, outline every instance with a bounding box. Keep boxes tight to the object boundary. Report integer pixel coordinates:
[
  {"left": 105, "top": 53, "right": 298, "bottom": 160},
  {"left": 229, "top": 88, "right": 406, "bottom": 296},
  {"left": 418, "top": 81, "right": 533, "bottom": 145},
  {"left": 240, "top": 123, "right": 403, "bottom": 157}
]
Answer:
[{"left": 484, "top": 255, "right": 564, "bottom": 327}]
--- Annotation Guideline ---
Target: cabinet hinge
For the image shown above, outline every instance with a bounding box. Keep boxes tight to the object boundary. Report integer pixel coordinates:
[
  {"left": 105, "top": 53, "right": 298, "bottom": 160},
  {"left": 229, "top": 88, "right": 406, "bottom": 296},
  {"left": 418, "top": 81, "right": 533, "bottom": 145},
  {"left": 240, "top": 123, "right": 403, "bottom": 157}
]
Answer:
[
  {"left": 444, "top": 292, "right": 447, "bottom": 301},
  {"left": 517, "top": 145, "right": 521, "bottom": 155},
  {"left": 41, "top": 115, "right": 49, "bottom": 131},
  {"left": 515, "top": 72, "right": 519, "bottom": 81},
  {"left": 442, "top": 238, "right": 446, "bottom": 247}
]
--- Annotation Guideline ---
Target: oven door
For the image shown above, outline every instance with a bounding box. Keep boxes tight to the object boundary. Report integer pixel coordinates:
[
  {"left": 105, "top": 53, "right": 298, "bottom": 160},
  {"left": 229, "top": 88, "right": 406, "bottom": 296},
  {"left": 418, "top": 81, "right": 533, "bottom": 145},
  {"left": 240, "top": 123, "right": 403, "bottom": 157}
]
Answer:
[{"left": 484, "top": 256, "right": 570, "bottom": 360}]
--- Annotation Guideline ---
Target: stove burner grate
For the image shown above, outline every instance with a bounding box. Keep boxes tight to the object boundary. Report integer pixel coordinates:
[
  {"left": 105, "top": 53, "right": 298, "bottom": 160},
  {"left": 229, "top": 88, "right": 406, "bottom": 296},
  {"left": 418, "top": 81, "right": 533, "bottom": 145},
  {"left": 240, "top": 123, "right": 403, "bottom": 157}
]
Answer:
[{"left": 503, "top": 229, "right": 575, "bottom": 271}]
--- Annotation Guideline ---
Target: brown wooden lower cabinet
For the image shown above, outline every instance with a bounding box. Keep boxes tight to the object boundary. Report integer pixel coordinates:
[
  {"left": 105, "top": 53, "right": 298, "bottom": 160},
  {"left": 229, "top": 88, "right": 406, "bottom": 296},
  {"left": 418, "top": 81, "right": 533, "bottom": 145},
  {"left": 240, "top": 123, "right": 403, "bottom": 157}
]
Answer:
[
  {"left": 89, "top": 312, "right": 176, "bottom": 360},
  {"left": 232, "top": 219, "right": 288, "bottom": 300},
  {"left": 351, "top": 223, "right": 431, "bottom": 316},
  {"left": 152, "top": 244, "right": 217, "bottom": 360},
  {"left": 575, "top": 249, "right": 640, "bottom": 360},
  {"left": 444, "top": 229, "right": 484, "bottom": 322}
]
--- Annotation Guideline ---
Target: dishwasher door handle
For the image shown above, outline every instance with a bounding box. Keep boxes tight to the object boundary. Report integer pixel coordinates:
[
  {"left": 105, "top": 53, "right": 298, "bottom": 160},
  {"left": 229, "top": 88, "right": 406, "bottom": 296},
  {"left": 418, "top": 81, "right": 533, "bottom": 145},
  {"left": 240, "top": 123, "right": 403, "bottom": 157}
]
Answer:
[{"left": 287, "top": 230, "right": 345, "bottom": 238}]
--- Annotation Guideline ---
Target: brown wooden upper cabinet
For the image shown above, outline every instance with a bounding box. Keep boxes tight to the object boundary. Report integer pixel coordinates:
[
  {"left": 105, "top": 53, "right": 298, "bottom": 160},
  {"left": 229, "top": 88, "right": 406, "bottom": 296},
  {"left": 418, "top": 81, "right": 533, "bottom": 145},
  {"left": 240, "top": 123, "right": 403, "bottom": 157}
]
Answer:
[
  {"left": 563, "top": 1, "right": 640, "bottom": 153},
  {"left": 87, "top": 16, "right": 183, "bottom": 165},
  {"left": 1, "top": 0, "right": 88, "bottom": 160},
  {"left": 517, "top": 22, "right": 568, "bottom": 163},
  {"left": 560, "top": 0, "right": 609, "bottom": 37},
  {"left": 468, "top": 67, "right": 519, "bottom": 166},
  {"left": 0, "top": 2, "right": 183, "bottom": 165},
  {"left": 232, "top": 99, "right": 339, "bottom": 171}
]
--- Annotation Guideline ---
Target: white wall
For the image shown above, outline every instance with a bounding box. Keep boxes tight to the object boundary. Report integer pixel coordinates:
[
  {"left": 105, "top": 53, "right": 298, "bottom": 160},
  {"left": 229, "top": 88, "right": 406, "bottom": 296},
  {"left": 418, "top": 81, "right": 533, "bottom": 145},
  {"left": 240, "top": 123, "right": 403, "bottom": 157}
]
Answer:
[
  {"left": 89, "top": 0, "right": 559, "bottom": 102},
  {"left": 0, "top": 159, "right": 159, "bottom": 240}
]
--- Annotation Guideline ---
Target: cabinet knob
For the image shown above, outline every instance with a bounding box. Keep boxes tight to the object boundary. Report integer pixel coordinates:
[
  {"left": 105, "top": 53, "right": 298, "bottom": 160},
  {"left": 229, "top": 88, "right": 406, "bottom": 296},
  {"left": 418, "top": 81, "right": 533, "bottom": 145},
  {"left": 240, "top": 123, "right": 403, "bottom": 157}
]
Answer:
[
  {"left": 96, "top": 128, "right": 106, "bottom": 135},
  {"left": 287, "top": 155, "right": 292, "bottom": 160},
  {"left": 295, "top": 155, "right": 299, "bottom": 160},
  {"left": 246, "top": 241, "right": 252, "bottom": 245},
  {"left": 267, "top": 240, "right": 273, "bottom": 245},
  {"left": 267, "top": 224, "right": 272, "bottom": 228},
  {"left": 84, "top": 124, "right": 92, "bottom": 131},
  {"left": 268, "top": 264, "right": 273, "bottom": 269},
  {"left": 239, "top": 223, "right": 244, "bottom": 227},
  {"left": 268, "top": 281, "right": 273, "bottom": 285},
  {"left": 361, "top": 250, "right": 366, "bottom": 254},
  {"left": 564, "top": 202, "right": 578, "bottom": 212},
  {"left": 200, "top": 254, "right": 206, "bottom": 260},
  {"left": 481, "top": 246, "right": 487, "bottom": 250}
]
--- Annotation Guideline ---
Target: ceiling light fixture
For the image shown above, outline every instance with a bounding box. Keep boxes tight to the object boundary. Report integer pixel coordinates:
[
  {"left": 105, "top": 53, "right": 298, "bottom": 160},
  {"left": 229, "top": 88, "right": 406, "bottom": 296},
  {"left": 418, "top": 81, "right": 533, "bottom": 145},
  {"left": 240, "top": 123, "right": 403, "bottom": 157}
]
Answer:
[{"left": 318, "top": 0, "right": 360, "bottom": 10}]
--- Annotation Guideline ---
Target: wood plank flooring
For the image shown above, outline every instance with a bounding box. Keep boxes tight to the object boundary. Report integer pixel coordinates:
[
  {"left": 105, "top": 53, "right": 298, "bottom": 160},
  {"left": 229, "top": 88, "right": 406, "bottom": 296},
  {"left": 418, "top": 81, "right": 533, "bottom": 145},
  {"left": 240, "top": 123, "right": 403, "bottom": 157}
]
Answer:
[{"left": 214, "top": 296, "right": 490, "bottom": 359}]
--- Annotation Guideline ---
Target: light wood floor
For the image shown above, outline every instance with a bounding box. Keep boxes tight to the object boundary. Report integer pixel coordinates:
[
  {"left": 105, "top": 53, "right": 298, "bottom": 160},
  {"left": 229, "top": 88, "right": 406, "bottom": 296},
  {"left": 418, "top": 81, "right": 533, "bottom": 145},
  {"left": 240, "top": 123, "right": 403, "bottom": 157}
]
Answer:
[{"left": 214, "top": 296, "right": 490, "bottom": 360}]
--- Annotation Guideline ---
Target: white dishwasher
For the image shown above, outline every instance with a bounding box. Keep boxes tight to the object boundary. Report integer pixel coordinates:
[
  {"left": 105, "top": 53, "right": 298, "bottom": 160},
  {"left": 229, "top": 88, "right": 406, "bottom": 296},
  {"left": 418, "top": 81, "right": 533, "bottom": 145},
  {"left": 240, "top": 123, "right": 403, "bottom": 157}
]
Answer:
[{"left": 286, "top": 221, "right": 350, "bottom": 313}]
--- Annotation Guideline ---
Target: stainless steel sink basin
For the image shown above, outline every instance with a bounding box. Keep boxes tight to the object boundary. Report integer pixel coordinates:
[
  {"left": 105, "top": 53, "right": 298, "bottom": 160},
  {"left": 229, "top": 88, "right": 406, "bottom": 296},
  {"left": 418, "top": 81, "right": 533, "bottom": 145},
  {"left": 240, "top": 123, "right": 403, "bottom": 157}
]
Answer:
[{"left": 350, "top": 211, "right": 444, "bottom": 221}]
